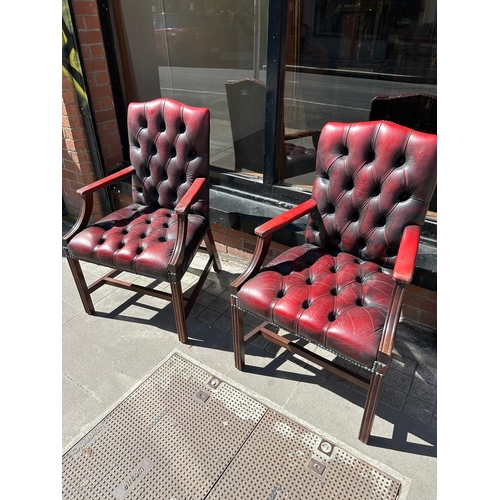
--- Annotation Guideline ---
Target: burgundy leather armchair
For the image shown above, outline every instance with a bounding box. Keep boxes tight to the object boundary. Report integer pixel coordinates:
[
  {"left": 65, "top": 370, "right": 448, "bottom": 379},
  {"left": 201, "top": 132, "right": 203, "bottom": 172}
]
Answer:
[
  {"left": 230, "top": 120, "right": 437, "bottom": 443},
  {"left": 63, "top": 98, "right": 221, "bottom": 343}
]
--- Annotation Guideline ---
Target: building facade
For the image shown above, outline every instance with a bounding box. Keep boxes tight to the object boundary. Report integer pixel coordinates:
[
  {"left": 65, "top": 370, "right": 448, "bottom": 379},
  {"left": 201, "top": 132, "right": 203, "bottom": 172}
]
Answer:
[{"left": 62, "top": 0, "right": 437, "bottom": 329}]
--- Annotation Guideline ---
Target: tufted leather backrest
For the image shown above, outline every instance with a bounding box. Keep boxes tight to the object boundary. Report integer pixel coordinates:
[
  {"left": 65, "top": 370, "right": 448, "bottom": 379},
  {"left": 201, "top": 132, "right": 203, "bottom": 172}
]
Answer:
[
  {"left": 127, "top": 98, "right": 210, "bottom": 216},
  {"left": 305, "top": 121, "right": 437, "bottom": 269}
]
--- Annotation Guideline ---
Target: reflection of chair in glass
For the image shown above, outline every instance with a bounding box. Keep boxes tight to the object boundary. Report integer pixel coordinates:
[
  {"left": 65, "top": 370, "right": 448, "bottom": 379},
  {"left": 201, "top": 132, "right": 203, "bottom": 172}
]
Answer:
[
  {"left": 230, "top": 120, "right": 437, "bottom": 443},
  {"left": 369, "top": 93, "right": 437, "bottom": 213},
  {"left": 225, "top": 78, "right": 320, "bottom": 178},
  {"left": 63, "top": 98, "right": 221, "bottom": 343}
]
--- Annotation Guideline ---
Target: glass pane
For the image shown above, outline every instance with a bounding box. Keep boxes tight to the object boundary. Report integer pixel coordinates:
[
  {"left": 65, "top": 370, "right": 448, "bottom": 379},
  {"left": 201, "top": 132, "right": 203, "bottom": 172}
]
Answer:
[
  {"left": 116, "top": 0, "right": 268, "bottom": 173},
  {"left": 282, "top": 0, "right": 437, "bottom": 190}
]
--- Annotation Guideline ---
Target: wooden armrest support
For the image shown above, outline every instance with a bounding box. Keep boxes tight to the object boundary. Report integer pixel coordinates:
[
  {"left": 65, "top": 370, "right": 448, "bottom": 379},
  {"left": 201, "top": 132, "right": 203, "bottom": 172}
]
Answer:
[
  {"left": 378, "top": 225, "right": 422, "bottom": 359},
  {"left": 63, "top": 166, "right": 136, "bottom": 245},
  {"left": 392, "top": 225, "right": 421, "bottom": 283},
  {"left": 174, "top": 177, "right": 206, "bottom": 215},
  {"left": 231, "top": 199, "right": 317, "bottom": 293},
  {"left": 169, "top": 177, "right": 207, "bottom": 273},
  {"left": 77, "top": 165, "right": 135, "bottom": 197},
  {"left": 255, "top": 198, "right": 317, "bottom": 238},
  {"left": 284, "top": 129, "right": 321, "bottom": 141}
]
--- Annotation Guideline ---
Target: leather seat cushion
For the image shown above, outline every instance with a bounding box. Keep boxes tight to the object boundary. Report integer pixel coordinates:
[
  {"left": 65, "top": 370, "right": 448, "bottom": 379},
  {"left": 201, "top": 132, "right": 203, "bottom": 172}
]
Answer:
[
  {"left": 237, "top": 244, "right": 394, "bottom": 367},
  {"left": 68, "top": 204, "right": 208, "bottom": 280},
  {"left": 285, "top": 142, "right": 317, "bottom": 178}
]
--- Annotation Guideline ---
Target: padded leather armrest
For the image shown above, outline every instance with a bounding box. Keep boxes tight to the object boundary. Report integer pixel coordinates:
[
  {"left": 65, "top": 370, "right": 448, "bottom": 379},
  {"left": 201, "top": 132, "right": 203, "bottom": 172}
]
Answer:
[
  {"left": 175, "top": 177, "right": 207, "bottom": 215},
  {"left": 255, "top": 199, "right": 317, "bottom": 238},
  {"left": 77, "top": 166, "right": 135, "bottom": 197},
  {"left": 393, "top": 225, "right": 421, "bottom": 283}
]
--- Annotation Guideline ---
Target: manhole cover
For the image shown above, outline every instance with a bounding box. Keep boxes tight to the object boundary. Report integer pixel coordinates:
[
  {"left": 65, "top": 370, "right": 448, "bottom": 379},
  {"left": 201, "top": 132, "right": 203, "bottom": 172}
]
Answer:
[{"left": 62, "top": 353, "right": 401, "bottom": 499}]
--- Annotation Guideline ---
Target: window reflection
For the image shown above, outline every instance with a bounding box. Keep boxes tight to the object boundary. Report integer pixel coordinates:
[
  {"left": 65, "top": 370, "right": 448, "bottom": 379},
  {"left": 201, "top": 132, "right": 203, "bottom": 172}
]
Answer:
[
  {"left": 117, "top": 0, "right": 268, "bottom": 173},
  {"left": 282, "top": 0, "right": 437, "bottom": 188}
]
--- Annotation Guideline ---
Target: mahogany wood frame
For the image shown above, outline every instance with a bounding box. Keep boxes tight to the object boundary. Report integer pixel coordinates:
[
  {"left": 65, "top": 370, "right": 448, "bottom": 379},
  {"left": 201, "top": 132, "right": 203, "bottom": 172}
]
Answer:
[
  {"left": 63, "top": 168, "right": 221, "bottom": 344},
  {"left": 230, "top": 199, "right": 418, "bottom": 443}
]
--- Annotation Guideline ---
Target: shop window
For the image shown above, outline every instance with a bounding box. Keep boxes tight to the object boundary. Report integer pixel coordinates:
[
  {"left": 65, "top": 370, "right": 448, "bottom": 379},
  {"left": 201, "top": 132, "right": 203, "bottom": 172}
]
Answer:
[
  {"left": 111, "top": 0, "right": 268, "bottom": 174},
  {"left": 281, "top": 0, "right": 437, "bottom": 198},
  {"left": 107, "top": 0, "right": 436, "bottom": 220}
]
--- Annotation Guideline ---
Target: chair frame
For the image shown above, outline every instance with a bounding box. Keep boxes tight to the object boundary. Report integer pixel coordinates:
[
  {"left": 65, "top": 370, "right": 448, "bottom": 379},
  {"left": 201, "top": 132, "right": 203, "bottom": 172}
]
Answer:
[
  {"left": 231, "top": 198, "right": 422, "bottom": 443},
  {"left": 63, "top": 168, "right": 221, "bottom": 344}
]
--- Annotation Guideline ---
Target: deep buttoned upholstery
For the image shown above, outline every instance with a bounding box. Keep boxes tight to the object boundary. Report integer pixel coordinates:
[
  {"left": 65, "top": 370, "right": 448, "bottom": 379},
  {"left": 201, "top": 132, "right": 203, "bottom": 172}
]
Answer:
[
  {"left": 68, "top": 205, "right": 208, "bottom": 280},
  {"left": 69, "top": 99, "right": 210, "bottom": 277},
  {"left": 126, "top": 99, "right": 210, "bottom": 214},
  {"left": 237, "top": 246, "right": 393, "bottom": 367},
  {"left": 231, "top": 120, "right": 437, "bottom": 443},
  {"left": 64, "top": 98, "right": 220, "bottom": 343}
]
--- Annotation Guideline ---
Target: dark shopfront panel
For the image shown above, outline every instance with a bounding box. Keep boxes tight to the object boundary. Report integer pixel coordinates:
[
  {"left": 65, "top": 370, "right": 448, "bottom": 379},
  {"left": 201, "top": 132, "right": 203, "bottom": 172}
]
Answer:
[{"left": 94, "top": 0, "right": 437, "bottom": 287}]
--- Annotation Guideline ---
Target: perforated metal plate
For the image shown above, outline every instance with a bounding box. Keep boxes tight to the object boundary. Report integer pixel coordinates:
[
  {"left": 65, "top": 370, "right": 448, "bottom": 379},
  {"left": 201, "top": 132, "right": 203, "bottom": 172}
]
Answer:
[{"left": 62, "top": 353, "right": 401, "bottom": 499}]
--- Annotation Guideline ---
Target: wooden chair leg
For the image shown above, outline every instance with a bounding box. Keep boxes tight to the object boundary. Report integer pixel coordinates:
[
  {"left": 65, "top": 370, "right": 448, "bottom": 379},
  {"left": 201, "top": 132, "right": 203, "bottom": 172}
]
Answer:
[
  {"left": 66, "top": 256, "right": 95, "bottom": 315},
  {"left": 358, "top": 371, "right": 386, "bottom": 443},
  {"left": 204, "top": 227, "right": 222, "bottom": 273},
  {"left": 232, "top": 303, "right": 245, "bottom": 370},
  {"left": 171, "top": 280, "right": 188, "bottom": 343}
]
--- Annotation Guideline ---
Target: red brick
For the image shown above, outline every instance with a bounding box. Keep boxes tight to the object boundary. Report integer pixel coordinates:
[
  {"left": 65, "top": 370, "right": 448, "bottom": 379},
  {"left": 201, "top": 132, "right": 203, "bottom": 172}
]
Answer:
[
  {"left": 83, "top": 15, "right": 101, "bottom": 30},
  {"left": 90, "top": 84, "right": 112, "bottom": 100},
  {"left": 418, "top": 310, "right": 437, "bottom": 329},
  {"left": 98, "top": 96, "right": 114, "bottom": 110},
  {"left": 78, "top": 30, "right": 103, "bottom": 45},
  {"left": 406, "top": 284, "right": 428, "bottom": 297},
  {"left": 62, "top": 170, "right": 79, "bottom": 183},
  {"left": 70, "top": 151, "right": 92, "bottom": 164},
  {"left": 93, "top": 71, "right": 110, "bottom": 86},
  {"left": 404, "top": 293, "right": 437, "bottom": 315},
  {"left": 63, "top": 127, "right": 87, "bottom": 141},
  {"left": 212, "top": 229, "right": 242, "bottom": 248},
  {"left": 72, "top": 0, "right": 98, "bottom": 16},
  {"left": 62, "top": 149, "right": 73, "bottom": 162},
  {"left": 401, "top": 304, "right": 419, "bottom": 322},
  {"left": 106, "top": 143, "right": 123, "bottom": 158},
  {"left": 84, "top": 58, "right": 108, "bottom": 73},
  {"left": 90, "top": 44, "right": 105, "bottom": 59},
  {"left": 102, "top": 153, "right": 122, "bottom": 167},
  {"left": 62, "top": 115, "right": 73, "bottom": 128},
  {"left": 94, "top": 108, "right": 118, "bottom": 123},
  {"left": 63, "top": 103, "right": 81, "bottom": 117},
  {"left": 80, "top": 45, "right": 92, "bottom": 60}
]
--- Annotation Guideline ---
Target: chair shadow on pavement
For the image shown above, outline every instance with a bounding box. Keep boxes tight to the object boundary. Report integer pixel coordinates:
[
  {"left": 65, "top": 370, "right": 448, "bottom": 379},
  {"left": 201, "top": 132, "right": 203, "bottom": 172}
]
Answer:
[{"left": 240, "top": 339, "right": 437, "bottom": 458}]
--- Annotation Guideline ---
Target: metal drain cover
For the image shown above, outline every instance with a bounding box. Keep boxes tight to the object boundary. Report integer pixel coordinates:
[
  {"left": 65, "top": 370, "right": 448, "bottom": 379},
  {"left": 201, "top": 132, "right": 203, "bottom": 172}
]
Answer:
[
  {"left": 206, "top": 410, "right": 400, "bottom": 500},
  {"left": 62, "top": 353, "right": 401, "bottom": 499}
]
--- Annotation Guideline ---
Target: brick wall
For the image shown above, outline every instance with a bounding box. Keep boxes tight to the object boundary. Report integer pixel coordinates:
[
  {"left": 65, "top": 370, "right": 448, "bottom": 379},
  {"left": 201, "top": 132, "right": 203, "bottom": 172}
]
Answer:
[
  {"left": 62, "top": 73, "right": 104, "bottom": 221},
  {"left": 63, "top": 0, "right": 123, "bottom": 220},
  {"left": 72, "top": 0, "right": 122, "bottom": 172},
  {"left": 401, "top": 284, "right": 437, "bottom": 331}
]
